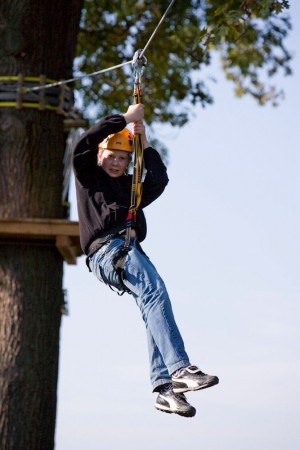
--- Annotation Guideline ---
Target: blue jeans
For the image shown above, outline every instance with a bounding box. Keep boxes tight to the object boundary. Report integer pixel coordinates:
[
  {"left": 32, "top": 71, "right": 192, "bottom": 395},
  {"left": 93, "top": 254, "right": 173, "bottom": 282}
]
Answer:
[{"left": 88, "top": 237, "right": 190, "bottom": 391}]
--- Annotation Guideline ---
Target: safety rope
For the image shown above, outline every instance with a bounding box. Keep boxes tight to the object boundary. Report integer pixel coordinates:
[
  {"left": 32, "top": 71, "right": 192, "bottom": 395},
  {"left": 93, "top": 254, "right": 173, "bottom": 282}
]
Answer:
[
  {"left": 123, "top": 50, "right": 147, "bottom": 248},
  {"left": 122, "top": 1, "right": 176, "bottom": 249}
]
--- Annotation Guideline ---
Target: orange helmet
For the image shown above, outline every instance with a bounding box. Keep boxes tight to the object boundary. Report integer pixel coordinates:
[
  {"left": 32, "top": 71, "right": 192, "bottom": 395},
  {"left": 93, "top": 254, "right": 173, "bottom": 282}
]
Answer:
[{"left": 98, "top": 129, "right": 134, "bottom": 153}]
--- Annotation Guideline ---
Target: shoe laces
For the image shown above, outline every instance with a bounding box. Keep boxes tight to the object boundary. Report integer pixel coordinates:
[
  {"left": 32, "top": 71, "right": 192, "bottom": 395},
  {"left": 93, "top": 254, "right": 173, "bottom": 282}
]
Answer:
[
  {"left": 173, "top": 365, "right": 204, "bottom": 378},
  {"left": 159, "top": 385, "right": 187, "bottom": 401},
  {"left": 172, "top": 367, "right": 187, "bottom": 378},
  {"left": 160, "top": 384, "right": 173, "bottom": 395}
]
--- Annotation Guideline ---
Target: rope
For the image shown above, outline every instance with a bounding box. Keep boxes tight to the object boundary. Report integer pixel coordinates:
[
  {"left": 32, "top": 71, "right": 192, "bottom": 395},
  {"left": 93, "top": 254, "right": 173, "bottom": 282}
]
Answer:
[
  {"left": 122, "top": 1, "right": 177, "bottom": 247},
  {"left": 23, "top": 60, "right": 133, "bottom": 93},
  {"left": 9, "top": 0, "right": 176, "bottom": 94},
  {"left": 123, "top": 73, "right": 144, "bottom": 248},
  {"left": 139, "top": 0, "right": 176, "bottom": 59}
]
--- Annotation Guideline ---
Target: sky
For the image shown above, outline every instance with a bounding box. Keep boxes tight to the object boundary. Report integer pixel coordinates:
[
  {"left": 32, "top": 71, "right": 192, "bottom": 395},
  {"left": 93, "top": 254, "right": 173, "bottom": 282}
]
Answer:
[{"left": 55, "top": 3, "right": 299, "bottom": 449}]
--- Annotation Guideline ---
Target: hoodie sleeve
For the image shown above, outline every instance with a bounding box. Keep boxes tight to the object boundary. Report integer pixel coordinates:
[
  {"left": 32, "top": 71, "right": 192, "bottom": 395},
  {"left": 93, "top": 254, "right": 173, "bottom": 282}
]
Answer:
[
  {"left": 139, "top": 146, "right": 169, "bottom": 208},
  {"left": 73, "top": 114, "right": 127, "bottom": 187}
]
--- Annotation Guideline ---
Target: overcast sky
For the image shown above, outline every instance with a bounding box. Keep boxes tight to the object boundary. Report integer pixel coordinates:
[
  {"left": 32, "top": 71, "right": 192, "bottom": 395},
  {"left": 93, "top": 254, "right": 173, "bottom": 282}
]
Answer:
[{"left": 55, "top": 3, "right": 299, "bottom": 449}]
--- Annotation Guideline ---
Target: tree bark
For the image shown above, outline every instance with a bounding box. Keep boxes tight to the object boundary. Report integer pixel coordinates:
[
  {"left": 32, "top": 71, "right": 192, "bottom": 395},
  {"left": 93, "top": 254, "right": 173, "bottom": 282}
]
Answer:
[
  {"left": 0, "top": 243, "right": 63, "bottom": 449},
  {"left": 0, "top": 1, "right": 83, "bottom": 448}
]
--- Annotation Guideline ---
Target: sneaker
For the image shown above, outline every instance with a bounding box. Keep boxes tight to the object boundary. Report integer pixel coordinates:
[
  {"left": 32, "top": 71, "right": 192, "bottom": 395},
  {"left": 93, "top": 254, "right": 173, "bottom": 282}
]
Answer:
[
  {"left": 172, "top": 365, "right": 219, "bottom": 393},
  {"left": 155, "top": 385, "right": 196, "bottom": 418}
]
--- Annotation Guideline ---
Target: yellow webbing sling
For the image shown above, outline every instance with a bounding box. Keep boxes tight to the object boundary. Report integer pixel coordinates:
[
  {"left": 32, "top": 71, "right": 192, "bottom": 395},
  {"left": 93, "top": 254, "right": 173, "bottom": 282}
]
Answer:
[{"left": 124, "top": 50, "right": 147, "bottom": 248}]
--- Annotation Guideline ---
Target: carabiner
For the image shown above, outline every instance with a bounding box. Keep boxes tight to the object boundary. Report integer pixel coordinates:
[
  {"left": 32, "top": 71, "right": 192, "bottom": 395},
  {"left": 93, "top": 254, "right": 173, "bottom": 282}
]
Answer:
[{"left": 132, "top": 49, "right": 147, "bottom": 83}]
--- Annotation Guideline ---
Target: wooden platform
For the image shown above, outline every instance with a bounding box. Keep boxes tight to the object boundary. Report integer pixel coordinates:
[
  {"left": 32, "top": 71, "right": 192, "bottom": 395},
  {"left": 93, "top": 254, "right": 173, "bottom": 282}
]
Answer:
[{"left": 0, "top": 218, "right": 83, "bottom": 264}]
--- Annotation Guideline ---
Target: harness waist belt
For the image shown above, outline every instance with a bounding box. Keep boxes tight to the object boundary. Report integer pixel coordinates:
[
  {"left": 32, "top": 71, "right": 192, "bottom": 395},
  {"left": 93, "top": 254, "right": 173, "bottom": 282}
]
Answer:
[{"left": 86, "top": 229, "right": 127, "bottom": 257}]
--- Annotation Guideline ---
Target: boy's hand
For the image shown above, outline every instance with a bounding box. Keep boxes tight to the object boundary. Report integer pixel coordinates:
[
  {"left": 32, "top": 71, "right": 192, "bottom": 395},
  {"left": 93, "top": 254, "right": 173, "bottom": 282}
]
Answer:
[
  {"left": 123, "top": 104, "right": 144, "bottom": 124},
  {"left": 132, "top": 120, "right": 145, "bottom": 135},
  {"left": 132, "top": 120, "right": 150, "bottom": 149}
]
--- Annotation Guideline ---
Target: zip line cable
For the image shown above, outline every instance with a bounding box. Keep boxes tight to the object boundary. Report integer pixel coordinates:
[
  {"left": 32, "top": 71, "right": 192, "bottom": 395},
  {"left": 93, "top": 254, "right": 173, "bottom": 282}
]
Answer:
[
  {"left": 24, "top": 60, "right": 134, "bottom": 92},
  {"left": 3, "top": 0, "right": 176, "bottom": 94},
  {"left": 138, "top": 0, "right": 176, "bottom": 59}
]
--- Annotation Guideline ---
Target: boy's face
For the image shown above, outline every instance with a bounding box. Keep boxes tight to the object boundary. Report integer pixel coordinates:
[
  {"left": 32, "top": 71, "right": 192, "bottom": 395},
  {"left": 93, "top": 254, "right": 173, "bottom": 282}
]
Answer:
[{"left": 98, "top": 149, "right": 130, "bottom": 178}]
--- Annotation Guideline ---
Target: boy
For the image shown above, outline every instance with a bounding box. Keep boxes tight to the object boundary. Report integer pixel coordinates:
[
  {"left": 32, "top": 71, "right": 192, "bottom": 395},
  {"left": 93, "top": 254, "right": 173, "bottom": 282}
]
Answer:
[{"left": 73, "top": 103, "right": 219, "bottom": 417}]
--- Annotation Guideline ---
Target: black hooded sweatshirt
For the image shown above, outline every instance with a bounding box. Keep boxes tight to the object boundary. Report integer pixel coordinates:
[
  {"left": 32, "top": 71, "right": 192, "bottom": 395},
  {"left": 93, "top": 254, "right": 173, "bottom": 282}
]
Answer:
[{"left": 73, "top": 114, "right": 169, "bottom": 255}]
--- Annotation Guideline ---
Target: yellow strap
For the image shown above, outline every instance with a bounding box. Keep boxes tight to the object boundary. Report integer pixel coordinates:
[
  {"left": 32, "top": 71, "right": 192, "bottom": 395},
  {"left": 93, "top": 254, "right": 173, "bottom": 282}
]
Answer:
[
  {"left": 0, "top": 75, "right": 57, "bottom": 83},
  {"left": 124, "top": 54, "right": 147, "bottom": 248},
  {"left": 130, "top": 83, "right": 144, "bottom": 211},
  {"left": 0, "top": 101, "right": 57, "bottom": 111}
]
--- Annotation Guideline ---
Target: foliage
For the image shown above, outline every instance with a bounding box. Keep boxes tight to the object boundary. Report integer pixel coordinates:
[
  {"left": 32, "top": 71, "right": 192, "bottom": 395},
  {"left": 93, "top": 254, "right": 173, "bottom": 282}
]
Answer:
[{"left": 75, "top": 0, "right": 291, "bottom": 126}]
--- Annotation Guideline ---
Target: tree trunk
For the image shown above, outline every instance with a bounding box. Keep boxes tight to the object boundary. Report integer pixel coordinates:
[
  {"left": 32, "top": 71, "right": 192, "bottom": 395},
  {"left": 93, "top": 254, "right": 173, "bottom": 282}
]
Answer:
[{"left": 0, "top": 1, "right": 83, "bottom": 448}]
